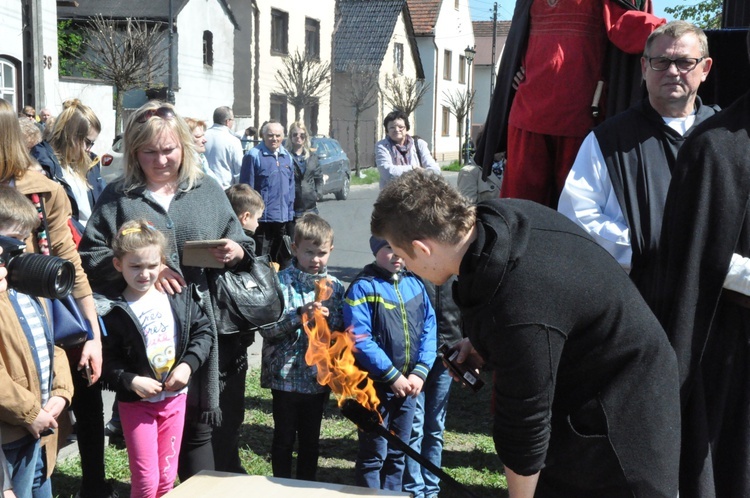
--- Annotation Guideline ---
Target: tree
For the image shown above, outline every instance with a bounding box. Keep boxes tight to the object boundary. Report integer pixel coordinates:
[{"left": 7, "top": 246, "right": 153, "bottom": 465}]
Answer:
[
  {"left": 382, "top": 75, "right": 430, "bottom": 118},
  {"left": 664, "top": 0, "right": 722, "bottom": 29},
  {"left": 338, "top": 66, "right": 380, "bottom": 176},
  {"left": 79, "top": 15, "right": 169, "bottom": 134},
  {"left": 442, "top": 88, "right": 475, "bottom": 165},
  {"left": 275, "top": 50, "right": 331, "bottom": 122}
]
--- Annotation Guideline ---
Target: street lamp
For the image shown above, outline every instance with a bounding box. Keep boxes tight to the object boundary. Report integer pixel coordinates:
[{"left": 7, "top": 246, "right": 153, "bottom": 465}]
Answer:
[{"left": 464, "top": 45, "right": 476, "bottom": 165}]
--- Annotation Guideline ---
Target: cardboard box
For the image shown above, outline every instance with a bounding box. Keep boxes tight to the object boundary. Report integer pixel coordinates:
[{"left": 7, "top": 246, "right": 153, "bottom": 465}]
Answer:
[{"left": 164, "top": 471, "right": 411, "bottom": 497}]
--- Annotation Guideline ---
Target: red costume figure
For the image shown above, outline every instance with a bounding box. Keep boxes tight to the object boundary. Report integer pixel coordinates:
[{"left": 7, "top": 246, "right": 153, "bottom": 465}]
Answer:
[{"left": 476, "top": 0, "right": 664, "bottom": 208}]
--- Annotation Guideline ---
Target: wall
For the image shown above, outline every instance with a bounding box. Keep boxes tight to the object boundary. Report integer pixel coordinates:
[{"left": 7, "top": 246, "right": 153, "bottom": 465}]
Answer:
[{"left": 51, "top": 79, "right": 116, "bottom": 156}]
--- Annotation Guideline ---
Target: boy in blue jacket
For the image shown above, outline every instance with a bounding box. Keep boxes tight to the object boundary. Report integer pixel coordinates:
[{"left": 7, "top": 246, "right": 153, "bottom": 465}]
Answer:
[{"left": 344, "top": 236, "right": 436, "bottom": 491}]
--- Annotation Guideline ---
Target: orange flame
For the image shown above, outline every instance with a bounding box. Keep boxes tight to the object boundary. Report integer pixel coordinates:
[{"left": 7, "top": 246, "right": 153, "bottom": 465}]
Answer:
[{"left": 303, "top": 278, "right": 380, "bottom": 414}]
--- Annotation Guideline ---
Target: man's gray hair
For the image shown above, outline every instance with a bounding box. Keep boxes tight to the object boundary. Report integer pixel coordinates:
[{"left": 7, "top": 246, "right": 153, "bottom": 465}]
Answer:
[
  {"left": 644, "top": 20, "right": 709, "bottom": 58},
  {"left": 213, "top": 106, "right": 233, "bottom": 125}
]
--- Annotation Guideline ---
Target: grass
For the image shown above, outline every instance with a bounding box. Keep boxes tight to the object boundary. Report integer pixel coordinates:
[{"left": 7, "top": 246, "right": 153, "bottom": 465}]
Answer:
[
  {"left": 351, "top": 168, "right": 380, "bottom": 186},
  {"left": 442, "top": 160, "right": 463, "bottom": 172},
  {"left": 52, "top": 368, "right": 506, "bottom": 497}
]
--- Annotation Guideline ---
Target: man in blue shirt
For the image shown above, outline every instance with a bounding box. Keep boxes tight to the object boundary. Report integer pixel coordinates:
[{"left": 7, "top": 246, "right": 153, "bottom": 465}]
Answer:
[{"left": 240, "top": 120, "right": 295, "bottom": 268}]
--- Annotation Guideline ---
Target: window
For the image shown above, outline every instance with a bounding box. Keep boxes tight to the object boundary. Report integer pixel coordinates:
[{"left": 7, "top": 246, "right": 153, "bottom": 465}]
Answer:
[
  {"left": 458, "top": 55, "right": 466, "bottom": 84},
  {"left": 305, "top": 18, "right": 320, "bottom": 59},
  {"left": 304, "top": 100, "right": 319, "bottom": 136},
  {"left": 203, "top": 31, "right": 213, "bottom": 67},
  {"left": 271, "top": 9, "right": 289, "bottom": 55},
  {"left": 270, "top": 94, "right": 288, "bottom": 129},
  {"left": 455, "top": 0, "right": 460, "bottom": 9},
  {"left": 0, "top": 58, "right": 17, "bottom": 107},
  {"left": 394, "top": 42, "right": 404, "bottom": 74},
  {"left": 443, "top": 50, "right": 452, "bottom": 80},
  {"left": 442, "top": 106, "right": 450, "bottom": 136}
]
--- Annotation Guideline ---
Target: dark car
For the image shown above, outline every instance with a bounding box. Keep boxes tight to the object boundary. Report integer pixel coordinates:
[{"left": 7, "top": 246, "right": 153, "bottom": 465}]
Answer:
[{"left": 311, "top": 136, "right": 351, "bottom": 201}]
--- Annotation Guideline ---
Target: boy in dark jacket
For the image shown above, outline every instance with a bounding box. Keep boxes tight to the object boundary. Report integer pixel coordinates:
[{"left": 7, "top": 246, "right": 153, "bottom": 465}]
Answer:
[
  {"left": 371, "top": 171, "right": 681, "bottom": 498},
  {"left": 344, "top": 236, "right": 436, "bottom": 491}
]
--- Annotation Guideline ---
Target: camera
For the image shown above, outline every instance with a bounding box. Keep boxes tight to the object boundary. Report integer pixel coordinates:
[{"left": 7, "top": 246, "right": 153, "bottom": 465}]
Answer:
[{"left": 0, "top": 235, "right": 75, "bottom": 299}]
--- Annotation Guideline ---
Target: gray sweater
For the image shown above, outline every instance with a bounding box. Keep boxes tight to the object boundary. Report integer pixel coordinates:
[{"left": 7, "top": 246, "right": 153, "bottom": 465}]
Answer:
[{"left": 80, "top": 176, "right": 252, "bottom": 423}]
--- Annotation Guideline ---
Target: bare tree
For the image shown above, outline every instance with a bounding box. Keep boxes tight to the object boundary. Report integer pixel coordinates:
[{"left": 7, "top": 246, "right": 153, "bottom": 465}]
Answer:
[
  {"left": 81, "top": 15, "right": 168, "bottom": 134},
  {"left": 275, "top": 50, "right": 332, "bottom": 122},
  {"left": 382, "top": 75, "right": 430, "bottom": 118},
  {"left": 443, "top": 88, "right": 475, "bottom": 165},
  {"left": 338, "top": 66, "right": 380, "bottom": 176}
]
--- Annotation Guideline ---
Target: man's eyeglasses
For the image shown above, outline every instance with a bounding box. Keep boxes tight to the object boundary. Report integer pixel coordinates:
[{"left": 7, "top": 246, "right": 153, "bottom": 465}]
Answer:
[
  {"left": 136, "top": 106, "right": 176, "bottom": 123},
  {"left": 647, "top": 56, "right": 704, "bottom": 72},
  {"left": 292, "top": 133, "right": 306, "bottom": 138},
  {"left": 84, "top": 138, "right": 95, "bottom": 150}
]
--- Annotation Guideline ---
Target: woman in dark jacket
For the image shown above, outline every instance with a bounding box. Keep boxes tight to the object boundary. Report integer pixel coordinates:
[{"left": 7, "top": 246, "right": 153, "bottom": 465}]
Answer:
[{"left": 285, "top": 121, "right": 322, "bottom": 219}]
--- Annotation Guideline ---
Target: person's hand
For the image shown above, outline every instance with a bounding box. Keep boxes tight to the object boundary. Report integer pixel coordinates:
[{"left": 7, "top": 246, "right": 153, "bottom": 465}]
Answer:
[
  {"left": 164, "top": 363, "right": 192, "bottom": 391},
  {"left": 390, "top": 374, "right": 413, "bottom": 398},
  {"left": 43, "top": 396, "right": 67, "bottom": 419},
  {"left": 512, "top": 66, "right": 526, "bottom": 90},
  {"left": 156, "top": 267, "right": 186, "bottom": 295},
  {"left": 4, "top": 488, "right": 17, "bottom": 498},
  {"left": 444, "top": 338, "right": 484, "bottom": 384},
  {"left": 208, "top": 239, "right": 245, "bottom": 267},
  {"left": 0, "top": 247, "right": 7, "bottom": 293},
  {"left": 300, "top": 301, "right": 329, "bottom": 320},
  {"left": 79, "top": 340, "right": 102, "bottom": 384},
  {"left": 25, "top": 409, "right": 57, "bottom": 439},
  {"left": 407, "top": 374, "right": 425, "bottom": 397},
  {"left": 130, "top": 376, "right": 163, "bottom": 399}
]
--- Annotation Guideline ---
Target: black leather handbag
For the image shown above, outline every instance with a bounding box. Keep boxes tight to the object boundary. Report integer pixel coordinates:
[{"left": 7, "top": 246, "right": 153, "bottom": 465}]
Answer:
[{"left": 210, "top": 254, "right": 285, "bottom": 339}]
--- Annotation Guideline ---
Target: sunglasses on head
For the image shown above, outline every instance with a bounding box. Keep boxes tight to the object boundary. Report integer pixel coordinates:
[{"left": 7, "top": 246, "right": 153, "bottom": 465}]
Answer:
[
  {"left": 292, "top": 132, "right": 306, "bottom": 138},
  {"left": 136, "top": 106, "right": 176, "bottom": 124}
]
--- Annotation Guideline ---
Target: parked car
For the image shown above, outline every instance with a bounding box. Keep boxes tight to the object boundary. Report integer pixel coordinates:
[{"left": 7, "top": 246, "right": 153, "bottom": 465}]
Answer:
[
  {"left": 311, "top": 136, "right": 350, "bottom": 201},
  {"left": 100, "top": 135, "right": 124, "bottom": 183}
]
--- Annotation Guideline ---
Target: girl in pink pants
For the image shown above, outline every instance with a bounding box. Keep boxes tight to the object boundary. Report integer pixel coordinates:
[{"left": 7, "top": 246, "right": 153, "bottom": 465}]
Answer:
[{"left": 98, "top": 220, "right": 214, "bottom": 497}]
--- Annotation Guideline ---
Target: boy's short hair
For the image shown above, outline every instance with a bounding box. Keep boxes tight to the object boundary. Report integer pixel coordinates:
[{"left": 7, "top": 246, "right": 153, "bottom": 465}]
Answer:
[
  {"left": 0, "top": 185, "right": 40, "bottom": 234},
  {"left": 371, "top": 170, "right": 475, "bottom": 257},
  {"left": 225, "top": 183, "right": 265, "bottom": 217},
  {"left": 294, "top": 213, "right": 334, "bottom": 246}
]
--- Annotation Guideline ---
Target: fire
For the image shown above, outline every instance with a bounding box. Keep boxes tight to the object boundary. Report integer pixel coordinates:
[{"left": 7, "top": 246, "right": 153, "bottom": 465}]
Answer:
[{"left": 303, "top": 278, "right": 380, "bottom": 414}]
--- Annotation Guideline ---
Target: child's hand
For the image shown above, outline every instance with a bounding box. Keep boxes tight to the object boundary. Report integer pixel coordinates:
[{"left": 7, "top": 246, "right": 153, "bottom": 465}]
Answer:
[
  {"left": 43, "top": 396, "right": 67, "bottom": 419},
  {"left": 164, "top": 363, "right": 192, "bottom": 391},
  {"left": 131, "top": 376, "right": 163, "bottom": 399},
  {"left": 390, "top": 374, "right": 413, "bottom": 398},
  {"left": 300, "top": 301, "right": 329, "bottom": 319},
  {"left": 25, "top": 409, "right": 57, "bottom": 439},
  {"left": 407, "top": 374, "right": 425, "bottom": 397}
]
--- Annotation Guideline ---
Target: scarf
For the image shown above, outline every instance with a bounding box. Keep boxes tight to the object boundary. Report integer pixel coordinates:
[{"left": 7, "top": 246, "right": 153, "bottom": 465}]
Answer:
[{"left": 387, "top": 135, "right": 415, "bottom": 166}]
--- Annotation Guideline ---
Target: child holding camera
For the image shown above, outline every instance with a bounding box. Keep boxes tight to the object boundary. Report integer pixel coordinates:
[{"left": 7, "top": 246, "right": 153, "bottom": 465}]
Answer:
[
  {"left": 0, "top": 185, "right": 74, "bottom": 498},
  {"left": 96, "top": 220, "right": 213, "bottom": 498}
]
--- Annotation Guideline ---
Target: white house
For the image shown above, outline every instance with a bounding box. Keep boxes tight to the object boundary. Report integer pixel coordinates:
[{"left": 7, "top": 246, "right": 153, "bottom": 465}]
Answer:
[
  {"left": 331, "top": 0, "right": 425, "bottom": 170},
  {"left": 231, "top": 0, "right": 336, "bottom": 137},
  {"left": 409, "top": 0, "right": 474, "bottom": 163}
]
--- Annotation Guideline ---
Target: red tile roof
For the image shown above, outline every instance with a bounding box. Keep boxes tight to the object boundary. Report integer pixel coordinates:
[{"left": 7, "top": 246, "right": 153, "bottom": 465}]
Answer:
[
  {"left": 407, "top": 0, "right": 442, "bottom": 35},
  {"left": 472, "top": 20, "right": 511, "bottom": 38}
]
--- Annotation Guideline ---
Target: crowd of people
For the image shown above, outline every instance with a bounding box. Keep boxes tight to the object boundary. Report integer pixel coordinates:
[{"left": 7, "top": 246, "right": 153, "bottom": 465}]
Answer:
[{"left": 1, "top": 14, "right": 750, "bottom": 498}]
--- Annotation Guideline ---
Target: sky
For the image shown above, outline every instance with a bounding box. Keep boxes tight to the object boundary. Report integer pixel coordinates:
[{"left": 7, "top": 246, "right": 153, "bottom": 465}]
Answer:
[{"left": 470, "top": 0, "right": 690, "bottom": 21}]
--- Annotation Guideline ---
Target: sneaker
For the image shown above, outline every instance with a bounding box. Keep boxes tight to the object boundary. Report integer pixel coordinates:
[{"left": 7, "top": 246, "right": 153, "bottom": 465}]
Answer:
[{"left": 104, "top": 420, "right": 122, "bottom": 437}]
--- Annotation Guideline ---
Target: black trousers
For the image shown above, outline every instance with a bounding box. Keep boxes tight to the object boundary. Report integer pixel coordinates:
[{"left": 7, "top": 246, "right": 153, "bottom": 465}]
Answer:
[
  {"left": 271, "top": 389, "right": 329, "bottom": 481},
  {"left": 67, "top": 351, "right": 112, "bottom": 498},
  {"left": 212, "top": 335, "right": 249, "bottom": 473},
  {"left": 253, "top": 221, "right": 293, "bottom": 269}
]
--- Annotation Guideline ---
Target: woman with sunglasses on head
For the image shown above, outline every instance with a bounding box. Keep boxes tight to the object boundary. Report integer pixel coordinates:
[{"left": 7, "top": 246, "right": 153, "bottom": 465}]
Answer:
[
  {"left": 0, "top": 99, "right": 108, "bottom": 498},
  {"left": 33, "top": 99, "right": 105, "bottom": 236},
  {"left": 285, "top": 122, "right": 322, "bottom": 220},
  {"left": 79, "top": 101, "right": 255, "bottom": 480}
]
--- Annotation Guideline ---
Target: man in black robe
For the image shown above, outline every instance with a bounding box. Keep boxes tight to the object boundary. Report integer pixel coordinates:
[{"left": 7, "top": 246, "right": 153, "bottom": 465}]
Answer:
[
  {"left": 651, "top": 28, "right": 750, "bottom": 498},
  {"left": 558, "top": 21, "right": 717, "bottom": 296}
]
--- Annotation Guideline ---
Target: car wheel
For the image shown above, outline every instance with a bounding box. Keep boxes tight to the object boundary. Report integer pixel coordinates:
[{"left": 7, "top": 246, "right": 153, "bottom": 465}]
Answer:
[{"left": 335, "top": 176, "right": 350, "bottom": 201}]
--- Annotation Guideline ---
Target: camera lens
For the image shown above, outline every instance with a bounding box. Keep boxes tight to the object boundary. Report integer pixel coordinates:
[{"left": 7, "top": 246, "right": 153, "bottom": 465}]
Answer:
[{"left": 7, "top": 253, "right": 75, "bottom": 299}]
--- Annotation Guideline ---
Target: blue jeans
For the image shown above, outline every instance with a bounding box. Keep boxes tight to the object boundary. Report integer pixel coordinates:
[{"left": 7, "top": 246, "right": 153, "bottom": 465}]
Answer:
[
  {"left": 3, "top": 434, "right": 51, "bottom": 498},
  {"left": 355, "top": 385, "right": 417, "bottom": 490},
  {"left": 403, "top": 361, "right": 452, "bottom": 498}
]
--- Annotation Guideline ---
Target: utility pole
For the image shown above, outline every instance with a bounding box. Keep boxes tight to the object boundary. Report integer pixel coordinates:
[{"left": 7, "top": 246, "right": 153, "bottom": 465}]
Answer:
[
  {"left": 490, "top": 2, "right": 498, "bottom": 96},
  {"left": 167, "top": 0, "right": 175, "bottom": 104}
]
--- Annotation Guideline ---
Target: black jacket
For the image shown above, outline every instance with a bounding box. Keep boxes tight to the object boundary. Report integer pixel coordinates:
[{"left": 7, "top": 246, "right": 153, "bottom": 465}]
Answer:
[
  {"left": 97, "top": 285, "right": 214, "bottom": 403},
  {"left": 292, "top": 152, "right": 322, "bottom": 214},
  {"left": 455, "top": 199, "right": 679, "bottom": 495},
  {"left": 422, "top": 276, "right": 462, "bottom": 352}
]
